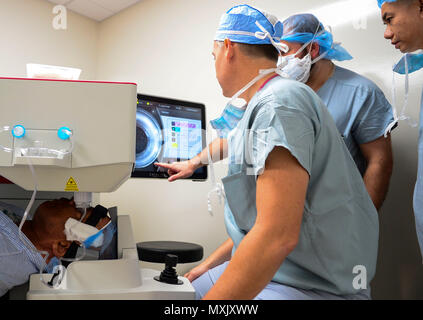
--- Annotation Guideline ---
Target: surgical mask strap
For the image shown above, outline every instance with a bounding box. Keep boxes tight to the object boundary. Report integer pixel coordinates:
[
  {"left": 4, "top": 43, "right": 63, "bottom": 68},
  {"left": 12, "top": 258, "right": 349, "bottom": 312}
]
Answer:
[
  {"left": 255, "top": 21, "right": 288, "bottom": 54},
  {"left": 385, "top": 56, "right": 417, "bottom": 137},
  {"left": 400, "top": 55, "right": 417, "bottom": 127},
  {"left": 401, "top": 54, "right": 411, "bottom": 121},
  {"left": 208, "top": 70, "right": 276, "bottom": 215},
  {"left": 279, "top": 27, "right": 327, "bottom": 79},
  {"left": 290, "top": 23, "right": 331, "bottom": 66},
  {"left": 295, "top": 25, "right": 324, "bottom": 58},
  {"left": 207, "top": 32, "right": 286, "bottom": 215},
  {"left": 231, "top": 68, "right": 278, "bottom": 102},
  {"left": 206, "top": 122, "right": 225, "bottom": 215},
  {"left": 384, "top": 70, "right": 399, "bottom": 137},
  {"left": 311, "top": 46, "right": 330, "bottom": 64}
]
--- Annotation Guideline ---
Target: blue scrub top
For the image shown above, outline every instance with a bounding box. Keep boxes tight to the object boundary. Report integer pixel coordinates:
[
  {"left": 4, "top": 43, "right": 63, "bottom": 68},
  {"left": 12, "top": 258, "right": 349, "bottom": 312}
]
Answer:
[
  {"left": 223, "top": 76, "right": 379, "bottom": 296},
  {"left": 413, "top": 89, "right": 423, "bottom": 260},
  {"left": 318, "top": 65, "right": 394, "bottom": 175}
]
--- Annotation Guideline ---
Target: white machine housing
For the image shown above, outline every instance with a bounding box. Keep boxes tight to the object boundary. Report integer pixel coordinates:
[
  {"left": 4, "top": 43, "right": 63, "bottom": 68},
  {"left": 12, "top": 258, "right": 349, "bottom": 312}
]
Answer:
[
  {"left": 0, "top": 77, "right": 136, "bottom": 192},
  {"left": 0, "top": 77, "right": 196, "bottom": 299}
]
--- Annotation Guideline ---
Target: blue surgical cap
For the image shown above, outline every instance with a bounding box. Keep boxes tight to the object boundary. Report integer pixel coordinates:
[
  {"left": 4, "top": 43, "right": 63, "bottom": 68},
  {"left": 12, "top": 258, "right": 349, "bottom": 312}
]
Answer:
[
  {"left": 215, "top": 4, "right": 283, "bottom": 45},
  {"left": 281, "top": 13, "right": 353, "bottom": 61},
  {"left": 377, "top": 0, "right": 398, "bottom": 8}
]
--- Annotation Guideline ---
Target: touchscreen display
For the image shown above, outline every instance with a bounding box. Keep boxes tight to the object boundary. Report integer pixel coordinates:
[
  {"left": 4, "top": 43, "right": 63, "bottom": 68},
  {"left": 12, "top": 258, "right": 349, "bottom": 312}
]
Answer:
[{"left": 132, "top": 94, "right": 207, "bottom": 180}]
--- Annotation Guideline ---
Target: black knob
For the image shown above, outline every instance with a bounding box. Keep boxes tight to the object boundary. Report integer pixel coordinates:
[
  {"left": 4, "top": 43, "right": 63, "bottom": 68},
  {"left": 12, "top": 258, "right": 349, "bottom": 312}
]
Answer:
[
  {"left": 154, "top": 254, "right": 183, "bottom": 285},
  {"left": 165, "top": 254, "right": 178, "bottom": 268}
]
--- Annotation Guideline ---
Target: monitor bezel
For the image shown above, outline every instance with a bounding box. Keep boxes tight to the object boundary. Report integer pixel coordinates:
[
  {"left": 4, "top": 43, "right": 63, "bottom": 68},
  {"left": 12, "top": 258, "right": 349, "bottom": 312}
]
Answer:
[{"left": 131, "top": 93, "right": 207, "bottom": 181}]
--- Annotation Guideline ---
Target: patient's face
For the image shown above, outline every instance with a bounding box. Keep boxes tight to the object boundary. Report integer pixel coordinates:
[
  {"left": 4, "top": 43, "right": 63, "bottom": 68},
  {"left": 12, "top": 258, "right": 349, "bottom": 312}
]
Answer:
[
  {"left": 35, "top": 198, "right": 82, "bottom": 240},
  {"left": 35, "top": 199, "right": 110, "bottom": 240},
  {"left": 32, "top": 199, "right": 111, "bottom": 261}
]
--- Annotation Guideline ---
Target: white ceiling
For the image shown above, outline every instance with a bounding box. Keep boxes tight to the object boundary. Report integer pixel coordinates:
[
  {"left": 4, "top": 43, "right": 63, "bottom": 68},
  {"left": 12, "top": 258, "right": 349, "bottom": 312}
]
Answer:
[{"left": 47, "top": 0, "right": 142, "bottom": 22}]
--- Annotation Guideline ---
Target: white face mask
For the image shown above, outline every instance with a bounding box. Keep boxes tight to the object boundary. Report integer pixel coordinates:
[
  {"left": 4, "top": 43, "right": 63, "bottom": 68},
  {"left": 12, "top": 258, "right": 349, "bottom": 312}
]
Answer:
[
  {"left": 278, "top": 52, "right": 312, "bottom": 83},
  {"left": 64, "top": 217, "right": 105, "bottom": 248},
  {"left": 277, "top": 26, "right": 329, "bottom": 83}
]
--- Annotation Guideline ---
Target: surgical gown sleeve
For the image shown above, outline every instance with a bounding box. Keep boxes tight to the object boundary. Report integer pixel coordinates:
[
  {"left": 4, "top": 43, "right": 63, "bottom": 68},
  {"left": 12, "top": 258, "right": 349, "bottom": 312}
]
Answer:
[
  {"left": 353, "top": 89, "right": 393, "bottom": 144},
  {"left": 249, "top": 104, "right": 315, "bottom": 178}
]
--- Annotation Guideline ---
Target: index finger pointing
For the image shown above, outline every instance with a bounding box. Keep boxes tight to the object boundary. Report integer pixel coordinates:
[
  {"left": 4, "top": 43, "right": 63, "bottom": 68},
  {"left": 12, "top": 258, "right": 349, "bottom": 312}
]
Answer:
[{"left": 154, "top": 162, "right": 172, "bottom": 169}]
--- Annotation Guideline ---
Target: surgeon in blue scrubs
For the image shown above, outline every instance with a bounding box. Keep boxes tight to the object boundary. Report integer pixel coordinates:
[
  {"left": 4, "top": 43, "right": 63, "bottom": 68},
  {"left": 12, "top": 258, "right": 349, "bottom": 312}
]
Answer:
[
  {"left": 278, "top": 14, "right": 395, "bottom": 211},
  {"left": 377, "top": 0, "right": 423, "bottom": 259},
  {"left": 158, "top": 14, "right": 395, "bottom": 212},
  {"left": 157, "top": 4, "right": 379, "bottom": 300}
]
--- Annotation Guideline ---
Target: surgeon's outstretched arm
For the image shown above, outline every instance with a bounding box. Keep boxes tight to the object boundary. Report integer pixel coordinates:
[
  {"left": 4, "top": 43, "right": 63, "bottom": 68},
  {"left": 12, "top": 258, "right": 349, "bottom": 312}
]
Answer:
[
  {"left": 203, "top": 146, "right": 308, "bottom": 300},
  {"left": 155, "top": 138, "right": 227, "bottom": 182},
  {"left": 184, "top": 238, "right": 233, "bottom": 282}
]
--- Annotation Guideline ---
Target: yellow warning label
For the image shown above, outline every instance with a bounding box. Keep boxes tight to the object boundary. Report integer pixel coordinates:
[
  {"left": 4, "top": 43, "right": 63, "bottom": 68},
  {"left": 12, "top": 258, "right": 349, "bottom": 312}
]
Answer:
[{"left": 65, "top": 177, "right": 79, "bottom": 192}]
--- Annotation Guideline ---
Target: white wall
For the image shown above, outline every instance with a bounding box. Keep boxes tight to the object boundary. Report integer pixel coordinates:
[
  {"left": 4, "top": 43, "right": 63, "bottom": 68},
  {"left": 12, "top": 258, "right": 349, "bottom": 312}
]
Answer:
[{"left": 0, "top": 0, "right": 98, "bottom": 79}]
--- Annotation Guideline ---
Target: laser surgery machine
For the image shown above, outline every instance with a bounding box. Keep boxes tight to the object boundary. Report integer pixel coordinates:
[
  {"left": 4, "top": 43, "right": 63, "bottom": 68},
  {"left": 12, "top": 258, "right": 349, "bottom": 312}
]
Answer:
[{"left": 0, "top": 77, "right": 202, "bottom": 299}]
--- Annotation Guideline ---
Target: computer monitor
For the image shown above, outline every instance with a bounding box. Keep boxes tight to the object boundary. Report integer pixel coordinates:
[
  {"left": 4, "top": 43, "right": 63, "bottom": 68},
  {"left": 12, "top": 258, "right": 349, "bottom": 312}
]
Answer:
[{"left": 132, "top": 94, "right": 207, "bottom": 180}]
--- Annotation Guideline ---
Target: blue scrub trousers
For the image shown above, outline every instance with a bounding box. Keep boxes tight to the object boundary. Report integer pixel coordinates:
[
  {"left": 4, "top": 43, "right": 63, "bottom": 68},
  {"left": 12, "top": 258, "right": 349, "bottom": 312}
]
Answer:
[{"left": 192, "top": 262, "right": 371, "bottom": 300}]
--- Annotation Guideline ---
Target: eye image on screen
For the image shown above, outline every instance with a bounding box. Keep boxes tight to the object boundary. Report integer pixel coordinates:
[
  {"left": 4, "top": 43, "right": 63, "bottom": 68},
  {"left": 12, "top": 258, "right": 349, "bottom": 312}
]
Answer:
[
  {"left": 132, "top": 94, "right": 207, "bottom": 180},
  {"left": 136, "top": 109, "right": 163, "bottom": 168}
]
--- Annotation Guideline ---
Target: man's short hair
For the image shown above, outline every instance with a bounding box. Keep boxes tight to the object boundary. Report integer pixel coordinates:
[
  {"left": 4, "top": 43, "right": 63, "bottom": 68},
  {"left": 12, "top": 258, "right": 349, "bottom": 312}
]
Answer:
[
  {"left": 216, "top": 41, "right": 279, "bottom": 62},
  {"left": 237, "top": 43, "right": 279, "bottom": 62},
  {"left": 396, "top": 0, "right": 419, "bottom": 6}
]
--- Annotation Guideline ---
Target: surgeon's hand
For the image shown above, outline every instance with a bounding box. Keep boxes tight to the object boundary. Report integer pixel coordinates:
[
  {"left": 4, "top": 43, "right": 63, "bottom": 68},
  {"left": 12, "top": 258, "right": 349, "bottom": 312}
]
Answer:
[
  {"left": 184, "top": 263, "right": 210, "bottom": 283},
  {"left": 154, "top": 160, "right": 199, "bottom": 182}
]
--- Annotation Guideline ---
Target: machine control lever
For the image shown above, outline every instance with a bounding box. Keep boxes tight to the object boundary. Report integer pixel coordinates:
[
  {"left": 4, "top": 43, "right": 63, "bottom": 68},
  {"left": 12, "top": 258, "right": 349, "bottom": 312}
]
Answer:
[
  {"left": 154, "top": 254, "right": 183, "bottom": 285},
  {"left": 137, "top": 241, "right": 204, "bottom": 286}
]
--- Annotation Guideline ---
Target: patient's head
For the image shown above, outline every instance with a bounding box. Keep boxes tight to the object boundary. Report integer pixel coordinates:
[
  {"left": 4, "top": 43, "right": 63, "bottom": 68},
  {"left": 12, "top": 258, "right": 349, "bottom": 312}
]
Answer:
[
  {"left": 22, "top": 198, "right": 108, "bottom": 263},
  {"left": 21, "top": 198, "right": 79, "bottom": 262},
  {"left": 34, "top": 199, "right": 81, "bottom": 240}
]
